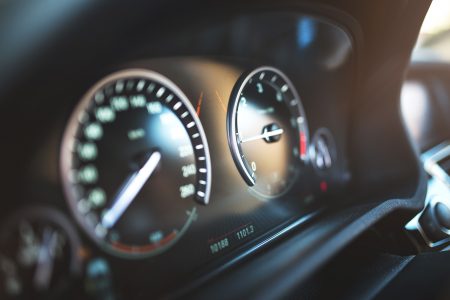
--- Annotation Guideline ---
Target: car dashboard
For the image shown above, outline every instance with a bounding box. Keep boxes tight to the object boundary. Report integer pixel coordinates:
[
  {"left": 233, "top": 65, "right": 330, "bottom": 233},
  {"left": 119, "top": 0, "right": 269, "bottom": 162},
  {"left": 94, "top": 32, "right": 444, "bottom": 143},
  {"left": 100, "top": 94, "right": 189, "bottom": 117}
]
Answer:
[{"left": 0, "top": 1, "right": 436, "bottom": 299}]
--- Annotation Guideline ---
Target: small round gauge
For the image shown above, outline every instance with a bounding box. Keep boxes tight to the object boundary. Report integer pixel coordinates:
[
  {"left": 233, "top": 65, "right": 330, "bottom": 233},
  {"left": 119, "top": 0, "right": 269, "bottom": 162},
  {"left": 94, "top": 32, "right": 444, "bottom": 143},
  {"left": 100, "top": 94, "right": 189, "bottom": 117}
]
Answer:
[
  {"left": 227, "top": 66, "right": 309, "bottom": 198},
  {"left": 310, "top": 128, "right": 336, "bottom": 172},
  {"left": 0, "top": 207, "right": 82, "bottom": 299},
  {"left": 61, "top": 69, "right": 211, "bottom": 258}
]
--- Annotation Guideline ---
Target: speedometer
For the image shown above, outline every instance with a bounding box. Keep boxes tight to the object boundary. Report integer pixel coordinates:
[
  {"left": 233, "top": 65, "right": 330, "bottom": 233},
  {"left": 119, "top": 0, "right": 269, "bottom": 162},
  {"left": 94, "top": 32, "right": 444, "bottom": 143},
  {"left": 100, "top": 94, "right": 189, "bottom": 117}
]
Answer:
[
  {"left": 61, "top": 69, "right": 211, "bottom": 258},
  {"left": 227, "top": 66, "right": 309, "bottom": 198}
]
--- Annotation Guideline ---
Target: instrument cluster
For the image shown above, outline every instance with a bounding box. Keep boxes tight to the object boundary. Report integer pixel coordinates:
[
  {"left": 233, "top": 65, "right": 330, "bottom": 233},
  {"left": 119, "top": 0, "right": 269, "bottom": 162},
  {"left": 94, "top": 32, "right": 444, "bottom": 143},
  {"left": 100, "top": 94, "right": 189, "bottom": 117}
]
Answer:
[{"left": 0, "top": 12, "right": 356, "bottom": 299}]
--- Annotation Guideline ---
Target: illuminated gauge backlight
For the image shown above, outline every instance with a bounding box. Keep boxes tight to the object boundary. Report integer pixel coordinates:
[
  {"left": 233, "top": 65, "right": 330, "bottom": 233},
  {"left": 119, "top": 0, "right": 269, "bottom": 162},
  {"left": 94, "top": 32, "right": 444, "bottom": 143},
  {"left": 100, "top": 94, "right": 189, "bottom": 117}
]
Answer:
[{"left": 61, "top": 69, "right": 211, "bottom": 258}]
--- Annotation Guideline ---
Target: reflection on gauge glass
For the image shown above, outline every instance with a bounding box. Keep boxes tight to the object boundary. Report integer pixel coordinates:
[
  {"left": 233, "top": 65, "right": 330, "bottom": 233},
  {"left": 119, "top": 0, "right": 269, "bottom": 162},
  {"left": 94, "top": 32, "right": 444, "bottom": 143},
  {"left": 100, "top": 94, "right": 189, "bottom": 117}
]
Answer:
[
  {"left": 227, "top": 66, "right": 309, "bottom": 198},
  {"left": 310, "top": 128, "right": 336, "bottom": 172},
  {"left": 61, "top": 69, "right": 211, "bottom": 258},
  {"left": 0, "top": 207, "right": 82, "bottom": 299}
]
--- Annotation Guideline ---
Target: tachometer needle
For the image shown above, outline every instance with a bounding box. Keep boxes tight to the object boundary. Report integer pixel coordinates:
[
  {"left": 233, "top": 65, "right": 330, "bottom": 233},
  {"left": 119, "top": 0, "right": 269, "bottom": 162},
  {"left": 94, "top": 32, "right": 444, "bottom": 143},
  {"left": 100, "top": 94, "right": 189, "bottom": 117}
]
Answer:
[
  {"left": 33, "top": 228, "right": 57, "bottom": 291},
  {"left": 240, "top": 128, "right": 284, "bottom": 143},
  {"left": 102, "top": 151, "right": 162, "bottom": 229}
]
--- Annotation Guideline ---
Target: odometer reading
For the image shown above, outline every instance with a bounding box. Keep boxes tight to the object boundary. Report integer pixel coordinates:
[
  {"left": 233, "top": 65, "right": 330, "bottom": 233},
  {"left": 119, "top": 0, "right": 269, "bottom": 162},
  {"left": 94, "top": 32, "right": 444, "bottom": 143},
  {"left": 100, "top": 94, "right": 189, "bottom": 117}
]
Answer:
[{"left": 61, "top": 69, "right": 211, "bottom": 258}]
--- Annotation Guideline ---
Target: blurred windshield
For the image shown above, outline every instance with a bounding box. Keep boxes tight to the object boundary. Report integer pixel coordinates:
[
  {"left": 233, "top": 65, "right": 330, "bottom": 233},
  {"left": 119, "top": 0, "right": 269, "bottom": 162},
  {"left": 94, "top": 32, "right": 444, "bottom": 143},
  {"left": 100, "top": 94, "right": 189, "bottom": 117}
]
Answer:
[{"left": 413, "top": 0, "right": 450, "bottom": 62}]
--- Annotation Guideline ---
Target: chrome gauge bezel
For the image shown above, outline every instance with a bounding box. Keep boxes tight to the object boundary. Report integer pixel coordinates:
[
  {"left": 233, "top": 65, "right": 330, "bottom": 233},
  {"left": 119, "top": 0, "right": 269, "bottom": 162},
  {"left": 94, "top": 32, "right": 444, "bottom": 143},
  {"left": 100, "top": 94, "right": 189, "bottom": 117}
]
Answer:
[{"left": 60, "top": 69, "right": 212, "bottom": 258}]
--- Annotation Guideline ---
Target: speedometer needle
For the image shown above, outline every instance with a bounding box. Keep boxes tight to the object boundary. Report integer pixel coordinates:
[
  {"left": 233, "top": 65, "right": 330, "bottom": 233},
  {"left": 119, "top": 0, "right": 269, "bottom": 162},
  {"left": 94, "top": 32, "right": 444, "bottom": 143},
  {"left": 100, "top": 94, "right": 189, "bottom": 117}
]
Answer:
[
  {"left": 102, "top": 151, "right": 162, "bottom": 229},
  {"left": 240, "top": 128, "right": 284, "bottom": 143}
]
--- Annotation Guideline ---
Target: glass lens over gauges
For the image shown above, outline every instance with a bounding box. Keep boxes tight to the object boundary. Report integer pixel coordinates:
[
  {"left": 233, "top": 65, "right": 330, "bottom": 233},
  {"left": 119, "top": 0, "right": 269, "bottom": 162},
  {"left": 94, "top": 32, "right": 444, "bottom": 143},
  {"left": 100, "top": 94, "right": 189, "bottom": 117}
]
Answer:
[
  {"left": 227, "top": 66, "right": 309, "bottom": 198},
  {"left": 61, "top": 69, "right": 211, "bottom": 258}
]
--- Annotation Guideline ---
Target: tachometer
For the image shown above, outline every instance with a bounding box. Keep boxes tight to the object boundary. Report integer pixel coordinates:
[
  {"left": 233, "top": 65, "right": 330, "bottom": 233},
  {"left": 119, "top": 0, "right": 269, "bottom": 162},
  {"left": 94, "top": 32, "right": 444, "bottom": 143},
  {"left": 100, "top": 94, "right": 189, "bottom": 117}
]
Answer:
[
  {"left": 227, "top": 66, "right": 309, "bottom": 198},
  {"left": 61, "top": 69, "right": 211, "bottom": 258}
]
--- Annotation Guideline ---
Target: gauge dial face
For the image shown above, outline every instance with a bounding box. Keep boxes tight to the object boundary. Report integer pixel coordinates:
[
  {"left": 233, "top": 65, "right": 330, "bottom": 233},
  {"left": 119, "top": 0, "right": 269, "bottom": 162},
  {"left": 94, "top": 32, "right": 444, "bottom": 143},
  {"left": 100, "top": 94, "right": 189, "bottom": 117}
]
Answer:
[
  {"left": 227, "top": 66, "right": 309, "bottom": 198},
  {"left": 61, "top": 69, "right": 211, "bottom": 258},
  {"left": 0, "top": 207, "right": 81, "bottom": 299}
]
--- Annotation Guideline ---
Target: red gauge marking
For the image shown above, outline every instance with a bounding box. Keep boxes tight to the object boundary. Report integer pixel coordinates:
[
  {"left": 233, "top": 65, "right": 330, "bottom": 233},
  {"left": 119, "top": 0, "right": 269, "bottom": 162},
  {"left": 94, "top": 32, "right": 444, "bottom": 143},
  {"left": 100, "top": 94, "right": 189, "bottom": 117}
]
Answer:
[
  {"left": 111, "top": 231, "right": 177, "bottom": 254},
  {"left": 196, "top": 91, "right": 204, "bottom": 117},
  {"left": 299, "top": 131, "right": 307, "bottom": 159}
]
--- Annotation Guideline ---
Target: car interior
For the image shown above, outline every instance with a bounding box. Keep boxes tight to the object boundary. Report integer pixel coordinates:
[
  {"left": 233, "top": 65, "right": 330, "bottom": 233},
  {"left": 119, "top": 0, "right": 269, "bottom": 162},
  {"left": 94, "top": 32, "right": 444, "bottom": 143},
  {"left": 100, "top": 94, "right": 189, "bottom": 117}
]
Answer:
[{"left": 0, "top": 0, "right": 450, "bottom": 299}]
